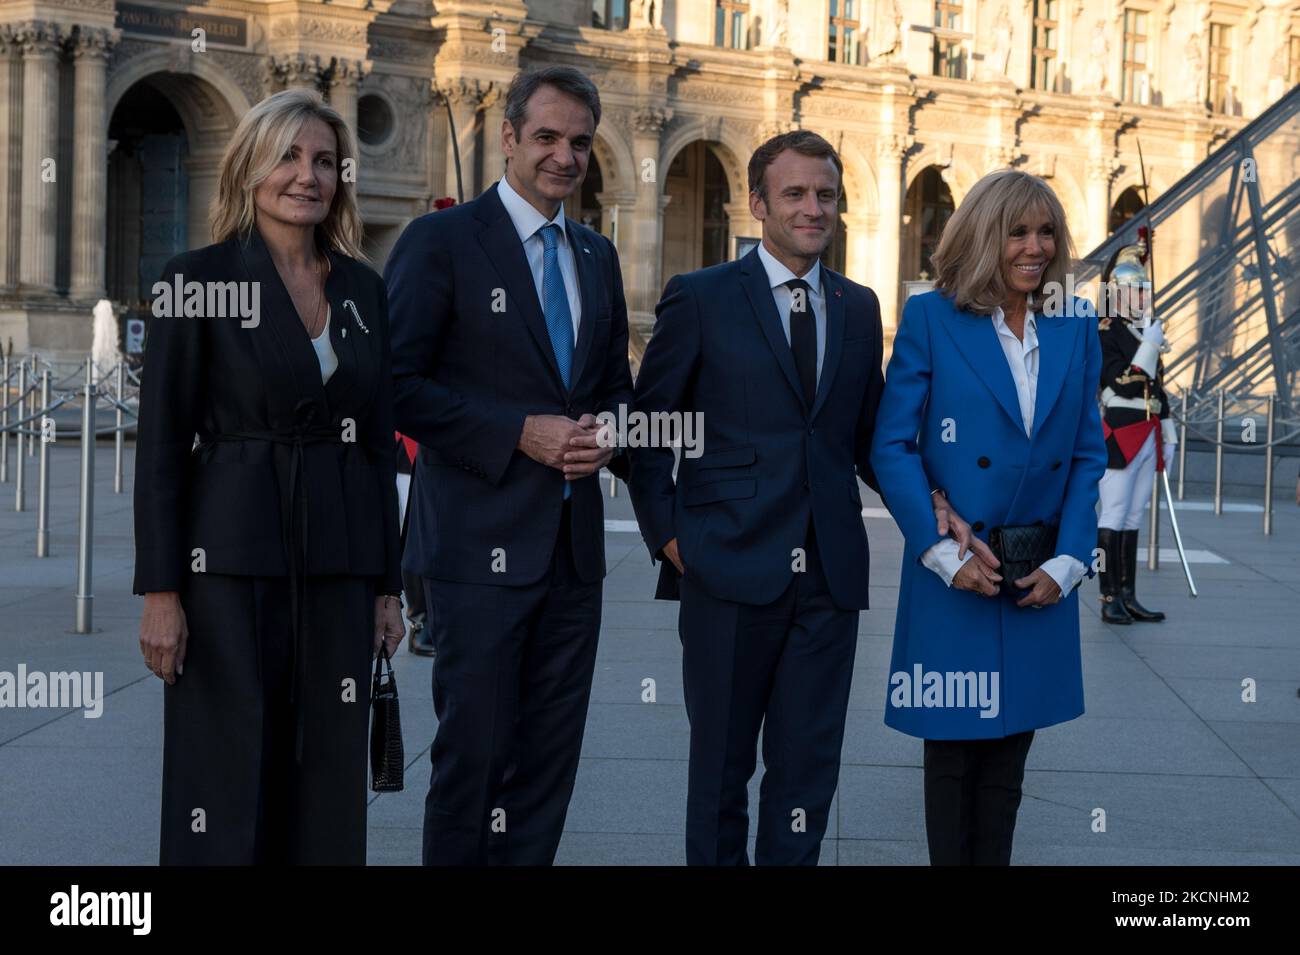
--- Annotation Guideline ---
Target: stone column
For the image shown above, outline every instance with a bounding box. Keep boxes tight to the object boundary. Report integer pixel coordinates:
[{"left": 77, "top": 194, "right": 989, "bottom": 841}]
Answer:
[
  {"left": 840, "top": 211, "right": 877, "bottom": 293},
  {"left": 874, "top": 134, "right": 908, "bottom": 336},
  {"left": 480, "top": 83, "right": 507, "bottom": 190},
  {"left": 723, "top": 198, "right": 760, "bottom": 254},
  {"left": 1084, "top": 157, "right": 1116, "bottom": 255},
  {"left": 1083, "top": 107, "right": 1116, "bottom": 253},
  {"left": 0, "top": 27, "right": 21, "bottom": 289},
  {"left": 439, "top": 79, "right": 483, "bottom": 201},
  {"left": 70, "top": 27, "right": 114, "bottom": 301},
  {"left": 185, "top": 146, "right": 225, "bottom": 252},
  {"left": 422, "top": 83, "right": 446, "bottom": 206},
  {"left": 327, "top": 58, "right": 365, "bottom": 141},
  {"left": 17, "top": 22, "right": 61, "bottom": 294},
  {"left": 629, "top": 106, "right": 671, "bottom": 319}
]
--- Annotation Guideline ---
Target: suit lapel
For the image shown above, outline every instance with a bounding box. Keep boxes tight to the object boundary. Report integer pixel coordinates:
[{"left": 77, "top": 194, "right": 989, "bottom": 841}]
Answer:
[
  {"left": 1029, "top": 314, "right": 1076, "bottom": 440},
  {"left": 473, "top": 184, "right": 565, "bottom": 393},
  {"left": 236, "top": 227, "right": 327, "bottom": 418},
  {"left": 810, "top": 268, "right": 845, "bottom": 421},
  {"left": 739, "top": 249, "right": 806, "bottom": 411},
  {"left": 937, "top": 307, "right": 1026, "bottom": 435},
  {"left": 567, "top": 221, "right": 600, "bottom": 393},
  {"left": 323, "top": 251, "right": 376, "bottom": 416}
]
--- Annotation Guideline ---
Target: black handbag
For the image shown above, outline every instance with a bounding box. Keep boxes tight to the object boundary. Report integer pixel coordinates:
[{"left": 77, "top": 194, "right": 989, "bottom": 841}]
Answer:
[
  {"left": 988, "top": 521, "right": 1058, "bottom": 600},
  {"left": 370, "top": 646, "right": 405, "bottom": 792}
]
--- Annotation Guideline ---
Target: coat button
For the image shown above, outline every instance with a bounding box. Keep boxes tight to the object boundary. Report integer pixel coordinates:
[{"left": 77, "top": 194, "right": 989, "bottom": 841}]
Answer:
[
  {"left": 972, "top": 521, "right": 985, "bottom": 532},
  {"left": 1051, "top": 460, "right": 1062, "bottom": 470},
  {"left": 978, "top": 456, "right": 991, "bottom": 468}
]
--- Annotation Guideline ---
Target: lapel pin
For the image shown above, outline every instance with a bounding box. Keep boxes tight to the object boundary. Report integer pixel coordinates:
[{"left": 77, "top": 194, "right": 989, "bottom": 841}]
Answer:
[
  {"left": 583, "top": 247, "right": 591, "bottom": 254},
  {"left": 341, "top": 326, "right": 348, "bottom": 339},
  {"left": 835, "top": 290, "right": 842, "bottom": 297},
  {"left": 343, "top": 299, "right": 369, "bottom": 334}
]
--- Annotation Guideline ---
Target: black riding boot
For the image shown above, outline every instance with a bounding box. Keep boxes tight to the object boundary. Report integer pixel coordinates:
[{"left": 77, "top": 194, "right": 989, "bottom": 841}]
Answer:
[
  {"left": 1119, "top": 529, "right": 1165, "bottom": 622},
  {"left": 1097, "top": 528, "right": 1132, "bottom": 625}
]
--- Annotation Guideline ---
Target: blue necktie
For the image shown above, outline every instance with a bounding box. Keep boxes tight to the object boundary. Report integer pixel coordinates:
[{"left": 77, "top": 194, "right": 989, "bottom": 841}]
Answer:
[{"left": 539, "top": 223, "right": 574, "bottom": 499}]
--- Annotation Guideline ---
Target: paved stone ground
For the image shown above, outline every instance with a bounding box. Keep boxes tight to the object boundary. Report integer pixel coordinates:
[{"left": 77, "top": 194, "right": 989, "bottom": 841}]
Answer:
[{"left": 0, "top": 442, "right": 1297, "bottom": 865}]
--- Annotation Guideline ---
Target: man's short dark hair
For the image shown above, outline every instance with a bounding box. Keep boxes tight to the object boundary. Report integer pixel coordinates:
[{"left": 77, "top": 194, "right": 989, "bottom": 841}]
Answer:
[
  {"left": 748, "top": 130, "right": 843, "bottom": 203},
  {"left": 504, "top": 66, "right": 602, "bottom": 137}
]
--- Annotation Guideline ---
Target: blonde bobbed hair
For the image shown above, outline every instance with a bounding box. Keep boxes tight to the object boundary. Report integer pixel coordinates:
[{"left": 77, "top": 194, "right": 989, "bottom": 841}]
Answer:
[
  {"left": 211, "top": 88, "right": 365, "bottom": 260},
  {"left": 931, "top": 169, "right": 1075, "bottom": 316}
]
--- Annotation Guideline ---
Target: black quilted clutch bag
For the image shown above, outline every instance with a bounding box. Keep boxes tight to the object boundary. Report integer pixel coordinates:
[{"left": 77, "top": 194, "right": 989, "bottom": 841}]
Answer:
[
  {"left": 370, "top": 647, "right": 404, "bottom": 792},
  {"left": 988, "top": 522, "right": 1058, "bottom": 600}
]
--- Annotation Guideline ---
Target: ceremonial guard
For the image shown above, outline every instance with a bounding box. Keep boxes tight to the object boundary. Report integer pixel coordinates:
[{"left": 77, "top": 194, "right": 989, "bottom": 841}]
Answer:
[{"left": 1095, "top": 229, "right": 1176, "bottom": 624}]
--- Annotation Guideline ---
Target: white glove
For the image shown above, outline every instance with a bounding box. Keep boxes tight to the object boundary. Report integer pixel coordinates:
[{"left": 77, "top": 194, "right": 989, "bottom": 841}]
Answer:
[{"left": 1141, "top": 319, "right": 1165, "bottom": 347}]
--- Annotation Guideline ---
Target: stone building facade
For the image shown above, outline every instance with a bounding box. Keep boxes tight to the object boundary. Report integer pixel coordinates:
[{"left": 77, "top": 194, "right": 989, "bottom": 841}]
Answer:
[{"left": 1, "top": 0, "right": 1298, "bottom": 357}]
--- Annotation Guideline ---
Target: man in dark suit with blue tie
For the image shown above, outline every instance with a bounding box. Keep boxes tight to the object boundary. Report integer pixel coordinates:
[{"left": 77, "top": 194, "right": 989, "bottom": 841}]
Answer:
[
  {"left": 628, "top": 131, "right": 886, "bottom": 865},
  {"left": 385, "top": 66, "right": 633, "bottom": 865}
]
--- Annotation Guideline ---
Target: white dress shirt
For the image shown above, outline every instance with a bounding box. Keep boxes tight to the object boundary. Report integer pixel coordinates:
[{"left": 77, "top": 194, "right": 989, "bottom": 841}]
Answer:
[
  {"left": 921, "top": 306, "right": 1087, "bottom": 595},
  {"left": 755, "top": 240, "right": 826, "bottom": 383},
  {"left": 310, "top": 306, "right": 338, "bottom": 384},
  {"left": 496, "top": 174, "right": 582, "bottom": 339}
]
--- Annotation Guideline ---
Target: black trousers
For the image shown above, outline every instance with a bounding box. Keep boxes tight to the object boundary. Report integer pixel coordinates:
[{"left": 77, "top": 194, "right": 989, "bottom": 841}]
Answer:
[
  {"left": 161, "top": 573, "right": 373, "bottom": 865},
  {"left": 678, "top": 523, "right": 858, "bottom": 866},
  {"left": 922, "top": 730, "right": 1036, "bottom": 866},
  {"left": 421, "top": 502, "right": 601, "bottom": 865}
]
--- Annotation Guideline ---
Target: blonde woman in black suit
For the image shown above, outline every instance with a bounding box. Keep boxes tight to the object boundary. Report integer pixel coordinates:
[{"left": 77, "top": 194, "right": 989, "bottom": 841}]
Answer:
[{"left": 134, "top": 89, "right": 404, "bottom": 865}]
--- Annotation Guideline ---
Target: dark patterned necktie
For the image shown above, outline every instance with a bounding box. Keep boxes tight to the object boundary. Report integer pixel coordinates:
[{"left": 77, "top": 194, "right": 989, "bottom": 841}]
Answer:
[{"left": 784, "top": 277, "right": 816, "bottom": 407}]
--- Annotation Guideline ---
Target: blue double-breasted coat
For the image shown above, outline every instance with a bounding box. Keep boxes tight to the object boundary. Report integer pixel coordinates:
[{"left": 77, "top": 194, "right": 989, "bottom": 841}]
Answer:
[{"left": 869, "top": 290, "right": 1108, "bottom": 739}]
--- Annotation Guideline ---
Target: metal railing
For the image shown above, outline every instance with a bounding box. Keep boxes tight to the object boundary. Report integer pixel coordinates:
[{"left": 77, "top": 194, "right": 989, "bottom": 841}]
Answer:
[
  {"left": 0, "top": 354, "right": 139, "bottom": 633},
  {"left": 1144, "top": 385, "right": 1294, "bottom": 569}
]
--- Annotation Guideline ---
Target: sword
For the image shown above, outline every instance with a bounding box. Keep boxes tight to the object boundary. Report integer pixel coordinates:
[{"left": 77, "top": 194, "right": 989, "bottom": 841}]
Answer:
[
  {"left": 1138, "top": 138, "right": 1195, "bottom": 597},
  {"left": 1161, "top": 468, "right": 1198, "bottom": 597}
]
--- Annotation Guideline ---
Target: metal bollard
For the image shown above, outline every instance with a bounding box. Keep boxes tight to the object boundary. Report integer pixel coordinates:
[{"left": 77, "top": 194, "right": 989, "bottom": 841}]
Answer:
[
  {"left": 608, "top": 469, "right": 618, "bottom": 498},
  {"left": 26, "top": 355, "right": 36, "bottom": 457},
  {"left": 75, "top": 358, "right": 95, "bottom": 634},
  {"left": 114, "top": 363, "right": 124, "bottom": 494},
  {"left": 1, "top": 353, "right": 9, "bottom": 483},
  {"left": 1177, "top": 392, "right": 1187, "bottom": 501},
  {"left": 1147, "top": 469, "right": 1160, "bottom": 571},
  {"left": 14, "top": 361, "right": 25, "bottom": 511},
  {"left": 1263, "top": 395, "right": 1274, "bottom": 536},
  {"left": 1213, "top": 389, "right": 1224, "bottom": 515},
  {"left": 36, "top": 371, "right": 50, "bottom": 557}
]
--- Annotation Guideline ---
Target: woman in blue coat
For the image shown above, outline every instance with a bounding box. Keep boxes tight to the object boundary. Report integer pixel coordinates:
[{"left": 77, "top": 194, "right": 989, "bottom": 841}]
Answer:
[{"left": 870, "top": 170, "right": 1108, "bottom": 865}]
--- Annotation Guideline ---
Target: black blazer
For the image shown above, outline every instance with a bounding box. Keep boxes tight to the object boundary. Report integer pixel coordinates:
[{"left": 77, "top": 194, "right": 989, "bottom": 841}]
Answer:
[
  {"left": 133, "top": 227, "right": 402, "bottom": 596},
  {"left": 629, "top": 249, "right": 885, "bottom": 609},
  {"left": 385, "top": 182, "right": 635, "bottom": 587}
]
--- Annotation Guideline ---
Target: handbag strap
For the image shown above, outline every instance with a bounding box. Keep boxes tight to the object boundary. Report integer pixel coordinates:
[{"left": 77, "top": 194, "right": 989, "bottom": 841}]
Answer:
[{"left": 373, "top": 644, "right": 394, "bottom": 691}]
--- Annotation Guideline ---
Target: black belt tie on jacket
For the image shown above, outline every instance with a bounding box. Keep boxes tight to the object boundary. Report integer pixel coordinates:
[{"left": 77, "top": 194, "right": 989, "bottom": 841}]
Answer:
[{"left": 206, "top": 401, "right": 345, "bottom": 763}]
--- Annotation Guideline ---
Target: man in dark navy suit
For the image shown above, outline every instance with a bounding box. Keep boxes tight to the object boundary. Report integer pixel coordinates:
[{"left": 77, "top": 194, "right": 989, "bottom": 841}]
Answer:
[
  {"left": 629, "top": 131, "right": 886, "bottom": 865},
  {"left": 385, "top": 67, "right": 633, "bottom": 865}
]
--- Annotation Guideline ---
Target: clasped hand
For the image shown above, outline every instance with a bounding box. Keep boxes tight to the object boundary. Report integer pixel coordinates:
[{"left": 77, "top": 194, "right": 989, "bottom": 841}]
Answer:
[
  {"left": 518, "top": 413, "right": 615, "bottom": 480},
  {"left": 933, "top": 493, "right": 1061, "bottom": 608}
]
